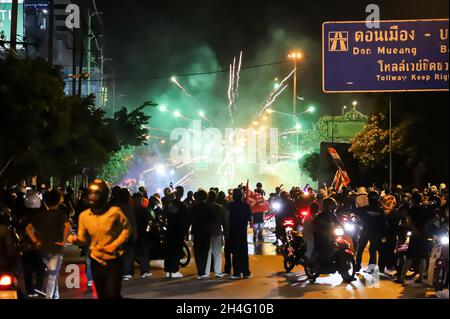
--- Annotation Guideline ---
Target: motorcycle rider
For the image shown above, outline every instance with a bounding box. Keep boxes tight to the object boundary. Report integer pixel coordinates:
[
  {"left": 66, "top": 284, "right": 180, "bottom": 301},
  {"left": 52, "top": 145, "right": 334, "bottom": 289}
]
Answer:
[
  {"left": 275, "top": 191, "right": 296, "bottom": 245},
  {"left": 355, "top": 191, "right": 386, "bottom": 273},
  {"left": 311, "top": 197, "right": 342, "bottom": 271}
]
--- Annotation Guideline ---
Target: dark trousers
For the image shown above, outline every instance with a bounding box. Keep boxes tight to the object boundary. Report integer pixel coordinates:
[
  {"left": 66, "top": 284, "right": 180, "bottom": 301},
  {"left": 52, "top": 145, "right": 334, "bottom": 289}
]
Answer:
[
  {"left": 224, "top": 238, "right": 232, "bottom": 273},
  {"left": 164, "top": 236, "right": 183, "bottom": 273},
  {"left": 136, "top": 236, "right": 151, "bottom": 274},
  {"left": 22, "top": 249, "right": 45, "bottom": 293},
  {"left": 379, "top": 235, "right": 396, "bottom": 271},
  {"left": 91, "top": 256, "right": 124, "bottom": 299},
  {"left": 193, "top": 234, "right": 211, "bottom": 276},
  {"left": 230, "top": 232, "right": 250, "bottom": 277},
  {"left": 123, "top": 241, "right": 136, "bottom": 277},
  {"left": 356, "top": 231, "right": 382, "bottom": 267}
]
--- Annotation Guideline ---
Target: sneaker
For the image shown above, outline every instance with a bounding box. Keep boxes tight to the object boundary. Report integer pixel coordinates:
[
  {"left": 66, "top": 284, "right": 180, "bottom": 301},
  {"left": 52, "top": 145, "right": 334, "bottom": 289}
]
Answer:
[
  {"left": 171, "top": 272, "right": 183, "bottom": 278},
  {"left": 34, "top": 289, "right": 46, "bottom": 297},
  {"left": 141, "top": 273, "right": 153, "bottom": 278},
  {"left": 165, "top": 272, "right": 171, "bottom": 278},
  {"left": 244, "top": 274, "right": 253, "bottom": 279},
  {"left": 197, "top": 274, "right": 210, "bottom": 280},
  {"left": 123, "top": 275, "right": 132, "bottom": 281},
  {"left": 215, "top": 273, "right": 225, "bottom": 278},
  {"left": 230, "top": 275, "right": 242, "bottom": 280},
  {"left": 87, "top": 280, "right": 93, "bottom": 287}
]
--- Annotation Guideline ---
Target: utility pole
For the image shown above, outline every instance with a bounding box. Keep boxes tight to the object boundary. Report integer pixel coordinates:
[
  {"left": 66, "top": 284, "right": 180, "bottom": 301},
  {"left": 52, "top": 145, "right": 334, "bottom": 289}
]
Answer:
[
  {"left": 48, "top": 0, "right": 54, "bottom": 64},
  {"left": 10, "top": 0, "right": 18, "bottom": 52},
  {"left": 389, "top": 94, "right": 393, "bottom": 190},
  {"left": 87, "top": 9, "right": 91, "bottom": 95}
]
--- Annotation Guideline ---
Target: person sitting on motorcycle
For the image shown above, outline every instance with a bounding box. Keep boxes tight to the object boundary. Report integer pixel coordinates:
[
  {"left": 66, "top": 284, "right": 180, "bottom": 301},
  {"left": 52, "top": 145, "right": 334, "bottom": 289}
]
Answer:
[
  {"left": 303, "top": 202, "right": 320, "bottom": 259},
  {"left": 275, "top": 191, "right": 297, "bottom": 245},
  {"left": 311, "top": 197, "right": 342, "bottom": 271}
]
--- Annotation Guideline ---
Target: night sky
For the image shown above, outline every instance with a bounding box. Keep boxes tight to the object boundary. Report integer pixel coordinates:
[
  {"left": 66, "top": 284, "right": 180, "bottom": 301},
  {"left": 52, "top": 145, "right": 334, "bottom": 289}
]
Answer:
[{"left": 87, "top": 0, "right": 450, "bottom": 148}]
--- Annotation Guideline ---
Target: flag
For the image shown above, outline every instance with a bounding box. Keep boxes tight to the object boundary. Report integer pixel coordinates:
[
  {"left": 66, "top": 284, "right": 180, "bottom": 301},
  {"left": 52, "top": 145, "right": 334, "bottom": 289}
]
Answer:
[
  {"left": 331, "top": 168, "right": 351, "bottom": 192},
  {"left": 247, "top": 191, "right": 270, "bottom": 213},
  {"left": 328, "top": 147, "right": 346, "bottom": 170}
]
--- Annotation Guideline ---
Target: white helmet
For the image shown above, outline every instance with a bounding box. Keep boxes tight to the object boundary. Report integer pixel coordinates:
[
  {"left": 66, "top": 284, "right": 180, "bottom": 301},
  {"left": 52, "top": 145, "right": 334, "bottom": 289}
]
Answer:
[{"left": 24, "top": 192, "right": 41, "bottom": 209}]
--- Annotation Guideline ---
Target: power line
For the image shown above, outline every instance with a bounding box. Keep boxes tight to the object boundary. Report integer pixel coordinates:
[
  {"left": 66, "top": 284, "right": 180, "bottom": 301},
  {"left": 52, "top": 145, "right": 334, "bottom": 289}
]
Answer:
[{"left": 64, "top": 59, "right": 290, "bottom": 82}]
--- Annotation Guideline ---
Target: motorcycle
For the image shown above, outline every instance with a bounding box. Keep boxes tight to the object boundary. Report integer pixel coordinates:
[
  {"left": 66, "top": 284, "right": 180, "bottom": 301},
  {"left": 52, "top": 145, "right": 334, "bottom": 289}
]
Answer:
[
  {"left": 0, "top": 273, "right": 18, "bottom": 299},
  {"left": 337, "top": 214, "right": 361, "bottom": 253},
  {"left": 281, "top": 218, "right": 309, "bottom": 272},
  {"left": 394, "top": 229, "right": 412, "bottom": 275},
  {"left": 428, "top": 231, "right": 449, "bottom": 291},
  {"left": 305, "top": 226, "right": 356, "bottom": 283},
  {"left": 147, "top": 215, "right": 191, "bottom": 267},
  {"left": 281, "top": 218, "right": 356, "bottom": 283}
]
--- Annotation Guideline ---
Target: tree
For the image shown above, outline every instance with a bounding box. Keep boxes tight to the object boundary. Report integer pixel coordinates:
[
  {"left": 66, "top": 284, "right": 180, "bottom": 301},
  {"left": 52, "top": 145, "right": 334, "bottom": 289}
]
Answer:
[
  {"left": 299, "top": 152, "right": 323, "bottom": 182},
  {"left": 97, "top": 146, "right": 136, "bottom": 184},
  {"left": 349, "top": 113, "right": 404, "bottom": 168},
  {"left": 0, "top": 54, "right": 155, "bottom": 185}
]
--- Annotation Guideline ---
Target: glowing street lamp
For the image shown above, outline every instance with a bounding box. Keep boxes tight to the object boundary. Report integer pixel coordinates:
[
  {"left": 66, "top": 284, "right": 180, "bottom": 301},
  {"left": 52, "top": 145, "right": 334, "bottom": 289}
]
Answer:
[
  {"left": 352, "top": 100, "right": 358, "bottom": 108},
  {"left": 342, "top": 105, "right": 347, "bottom": 115}
]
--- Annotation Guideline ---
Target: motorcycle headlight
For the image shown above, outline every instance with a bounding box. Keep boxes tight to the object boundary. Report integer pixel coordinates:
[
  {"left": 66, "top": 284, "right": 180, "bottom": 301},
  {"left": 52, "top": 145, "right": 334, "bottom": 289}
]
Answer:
[
  {"left": 440, "top": 235, "right": 449, "bottom": 245},
  {"left": 407, "top": 231, "right": 412, "bottom": 237},
  {"left": 272, "top": 202, "right": 282, "bottom": 211},
  {"left": 285, "top": 227, "right": 293, "bottom": 232},
  {"left": 334, "top": 227, "right": 345, "bottom": 236},
  {"left": 344, "top": 223, "right": 355, "bottom": 233}
]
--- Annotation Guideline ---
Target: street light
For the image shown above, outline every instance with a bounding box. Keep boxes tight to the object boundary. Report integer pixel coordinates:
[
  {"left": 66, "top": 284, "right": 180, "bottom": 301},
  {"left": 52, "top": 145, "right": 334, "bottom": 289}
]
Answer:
[
  {"left": 352, "top": 100, "right": 358, "bottom": 109},
  {"left": 288, "top": 50, "right": 303, "bottom": 120},
  {"left": 342, "top": 105, "right": 347, "bottom": 115}
]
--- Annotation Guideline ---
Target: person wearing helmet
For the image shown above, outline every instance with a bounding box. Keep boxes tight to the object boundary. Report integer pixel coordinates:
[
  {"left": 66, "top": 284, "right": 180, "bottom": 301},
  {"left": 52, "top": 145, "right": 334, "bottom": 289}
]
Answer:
[
  {"left": 311, "top": 197, "right": 342, "bottom": 270},
  {"left": 68, "top": 180, "right": 131, "bottom": 299},
  {"left": 355, "top": 191, "right": 386, "bottom": 273}
]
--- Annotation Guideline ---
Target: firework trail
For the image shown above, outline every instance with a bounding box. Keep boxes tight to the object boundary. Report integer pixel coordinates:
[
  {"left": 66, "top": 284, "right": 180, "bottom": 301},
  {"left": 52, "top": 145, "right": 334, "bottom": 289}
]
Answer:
[
  {"left": 227, "top": 62, "right": 235, "bottom": 123},
  {"left": 234, "top": 50, "right": 243, "bottom": 104},
  {"left": 256, "top": 68, "right": 295, "bottom": 117},
  {"left": 171, "top": 77, "right": 191, "bottom": 97},
  {"left": 263, "top": 84, "right": 288, "bottom": 110},
  {"left": 174, "top": 169, "right": 197, "bottom": 186}
]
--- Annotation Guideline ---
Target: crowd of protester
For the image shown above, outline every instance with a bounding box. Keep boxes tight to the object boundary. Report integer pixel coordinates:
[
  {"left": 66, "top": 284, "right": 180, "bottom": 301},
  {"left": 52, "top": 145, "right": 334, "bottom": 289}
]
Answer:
[{"left": 0, "top": 179, "right": 448, "bottom": 299}]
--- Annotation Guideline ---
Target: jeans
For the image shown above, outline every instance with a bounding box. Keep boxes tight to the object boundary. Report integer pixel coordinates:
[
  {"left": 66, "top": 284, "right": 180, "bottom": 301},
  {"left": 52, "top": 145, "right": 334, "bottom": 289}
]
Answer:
[
  {"left": 205, "top": 235, "right": 223, "bottom": 275},
  {"left": 252, "top": 223, "right": 264, "bottom": 241},
  {"left": 42, "top": 254, "right": 63, "bottom": 299},
  {"left": 86, "top": 253, "right": 93, "bottom": 282},
  {"left": 123, "top": 241, "right": 136, "bottom": 277}
]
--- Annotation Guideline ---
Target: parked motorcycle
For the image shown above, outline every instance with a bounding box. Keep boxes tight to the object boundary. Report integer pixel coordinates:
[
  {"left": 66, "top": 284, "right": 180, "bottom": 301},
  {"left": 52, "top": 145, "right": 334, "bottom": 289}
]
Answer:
[{"left": 147, "top": 215, "right": 191, "bottom": 267}]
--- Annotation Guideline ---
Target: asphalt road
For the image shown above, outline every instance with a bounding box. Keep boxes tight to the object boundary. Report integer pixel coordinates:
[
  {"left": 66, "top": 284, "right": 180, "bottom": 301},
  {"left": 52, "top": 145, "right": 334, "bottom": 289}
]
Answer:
[{"left": 58, "top": 232, "right": 449, "bottom": 299}]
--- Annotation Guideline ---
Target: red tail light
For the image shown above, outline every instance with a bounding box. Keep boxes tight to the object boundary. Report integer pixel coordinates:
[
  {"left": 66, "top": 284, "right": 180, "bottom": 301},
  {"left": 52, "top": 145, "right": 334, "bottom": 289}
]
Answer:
[
  {"left": 0, "top": 275, "right": 13, "bottom": 287},
  {"left": 283, "top": 218, "right": 295, "bottom": 227},
  {"left": 300, "top": 210, "right": 309, "bottom": 217}
]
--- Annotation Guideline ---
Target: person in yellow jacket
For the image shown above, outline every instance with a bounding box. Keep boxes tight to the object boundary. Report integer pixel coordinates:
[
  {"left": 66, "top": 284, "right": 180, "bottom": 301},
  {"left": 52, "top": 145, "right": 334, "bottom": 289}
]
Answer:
[{"left": 68, "top": 179, "right": 130, "bottom": 299}]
